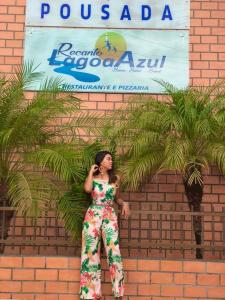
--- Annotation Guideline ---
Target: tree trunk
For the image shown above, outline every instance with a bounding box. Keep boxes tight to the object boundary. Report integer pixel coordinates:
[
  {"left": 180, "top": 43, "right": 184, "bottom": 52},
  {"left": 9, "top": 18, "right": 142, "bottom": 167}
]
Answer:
[
  {"left": 183, "top": 177, "right": 203, "bottom": 259},
  {"left": 0, "top": 181, "right": 14, "bottom": 253}
]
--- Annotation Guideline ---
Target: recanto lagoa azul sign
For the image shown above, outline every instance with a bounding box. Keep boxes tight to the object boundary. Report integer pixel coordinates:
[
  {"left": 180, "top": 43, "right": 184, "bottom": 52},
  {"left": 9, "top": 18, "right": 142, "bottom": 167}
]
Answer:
[
  {"left": 25, "top": 0, "right": 190, "bottom": 29},
  {"left": 24, "top": 28, "right": 189, "bottom": 93}
]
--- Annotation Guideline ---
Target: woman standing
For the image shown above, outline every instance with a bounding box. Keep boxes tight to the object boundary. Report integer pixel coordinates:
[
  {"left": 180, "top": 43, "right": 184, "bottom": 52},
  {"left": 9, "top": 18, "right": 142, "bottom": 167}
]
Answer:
[{"left": 79, "top": 151, "right": 130, "bottom": 299}]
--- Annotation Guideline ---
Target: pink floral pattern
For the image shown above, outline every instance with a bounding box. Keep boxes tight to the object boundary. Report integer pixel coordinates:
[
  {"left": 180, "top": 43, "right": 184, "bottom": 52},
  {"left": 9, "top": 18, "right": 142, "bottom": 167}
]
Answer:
[{"left": 79, "top": 179, "right": 124, "bottom": 299}]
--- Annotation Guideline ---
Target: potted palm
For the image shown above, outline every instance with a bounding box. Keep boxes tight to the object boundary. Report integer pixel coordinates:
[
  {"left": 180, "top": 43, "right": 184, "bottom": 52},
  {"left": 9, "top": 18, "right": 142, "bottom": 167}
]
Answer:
[
  {"left": 0, "top": 63, "right": 102, "bottom": 252},
  {"left": 104, "top": 80, "right": 225, "bottom": 259}
]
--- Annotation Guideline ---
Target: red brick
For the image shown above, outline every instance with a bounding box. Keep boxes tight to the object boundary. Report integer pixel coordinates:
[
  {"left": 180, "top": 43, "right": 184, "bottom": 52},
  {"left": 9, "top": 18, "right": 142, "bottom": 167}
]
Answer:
[
  {"left": 189, "top": 52, "right": 201, "bottom": 61},
  {"left": 160, "top": 261, "right": 182, "bottom": 272},
  {"left": 174, "top": 273, "right": 196, "bottom": 285},
  {"left": 0, "top": 7, "right": 7, "bottom": 13},
  {"left": 201, "top": 36, "right": 218, "bottom": 44},
  {"left": 59, "top": 296, "right": 80, "bottom": 300},
  {"left": 13, "top": 294, "right": 34, "bottom": 300},
  {"left": 202, "top": 2, "right": 218, "bottom": 10},
  {"left": 192, "top": 61, "right": 209, "bottom": 69},
  {"left": 202, "top": 18, "right": 218, "bottom": 27},
  {"left": 97, "top": 101, "right": 114, "bottom": 110},
  {"left": 208, "top": 287, "right": 225, "bottom": 298},
  {"left": 194, "top": 10, "right": 210, "bottom": 18},
  {"left": 207, "top": 262, "right": 225, "bottom": 273},
  {"left": 183, "top": 261, "right": 206, "bottom": 273},
  {"left": 23, "top": 257, "right": 45, "bottom": 268},
  {"left": 13, "top": 269, "right": 34, "bottom": 280},
  {"left": 128, "top": 272, "right": 150, "bottom": 283},
  {"left": 8, "top": 23, "right": 24, "bottom": 31},
  {"left": 166, "top": 193, "right": 183, "bottom": 202},
  {"left": 68, "top": 257, "right": 80, "bottom": 269},
  {"left": 0, "top": 0, "right": 15, "bottom": 3},
  {"left": 89, "top": 93, "right": 106, "bottom": 101},
  {"left": 0, "top": 14, "right": 15, "bottom": 22},
  {"left": 0, "top": 268, "right": 11, "bottom": 280},
  {"left": 123, "top": 283, "right": 137, "bottom": 295},
  {"left": 184, "top": 286, "right": 207, "bottom": 298},
  {"left": 138, "top": 284, "right": 160, "bottom": 296},
  {"left": 159, "top": 184, "right": 175, "bottom": 193},
  {"left": 22, "top": 281, "right": 45, "bottom": 293},
  {"left": 151, "top": 272, "right": 173, "bottom": 284},
  {"left": 212, "top": 28, "right": 225, "bottom": 36},
  {"left": 211, "top": 10, "right": 225, "bottom": 18},
  {"left": 5, "top": 56, "right": 21, "bottom": 64},
  {"left": 219, "top": 2, "right": 225, "bottom": 10},
  {"left": 202, "top": 70, "right": 219, "bottom": 78},
  {"left": 68, "top": 281, "right": 80, "bottom": 293},
  {"left": 124, "top": 259, "right": 137, "bottom": 270},
  {"left": 195, "top": 27, "right": 211, "bottom": 35},
  {"left": 36, "top": 269, "right": 58, "bottom": 281},
  {"left": 0, "top": 64, "right": 12, "bottom": 72},
  {"left": 192, "top": 78, "right": 210, "bottom": 86},
  {"left": 197, "top": 274, "right": 219, "bottom": 285},
  {"left": 138, "top": 260, "right": 160, "bottom": 271},
  {"left": 36, "top": 294, "right": 59, "bottom": 300},
  {"left": 193, "top": 44, "right": 210, "bottom": 52},
  {"left": 106, "top": 93, "right": 123, "bottom": 102},
  {"left": 6, "top": 40, "right": 22, "bottom": 47},
  {"left": 190, "top": 2, "right": 201, "bottom": 9},
  {"left": 45, "top": 281, "right": 68, "bottom": 293},
  {"left": 0, "top": 256, "right": 22, "bottom": 267},
  {"left": 161, "top": 286, "right": 183, "bottom": 297},
  {"left": 58, "top": 269, "right": 80, "bottom": 281},
  {"left": 82, "top": 101, "right": 97, "bottom": 110},
  {"left": 0, "top": 294, "right": 11, "bottom": 299},
  {"left": 0, "top": 281, "right": 21, "bottom": 292},
  {"left": 46, "top": 257, "right": 68, "bottom": 268},
  {"left": 0, "top": 48, "right": 13, "bottom": 56},
  {"left": 8, "top": 6, "right": 25, "bottom": 14}
]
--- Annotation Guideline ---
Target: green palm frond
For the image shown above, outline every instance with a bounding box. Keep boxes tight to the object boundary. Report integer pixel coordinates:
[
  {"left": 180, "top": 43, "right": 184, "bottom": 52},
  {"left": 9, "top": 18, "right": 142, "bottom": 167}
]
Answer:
[
  {"left": 105, "top": 80, "right": 225, "bottom": 191},
  {"left": 7, "top": 171, "right": 58, "bottom": 217},
  {"left": 27, "top": 147, "right": 78, "bottom": 182},
  {"left": 56, "top": 184, "right": 90, "bottom": 240}
]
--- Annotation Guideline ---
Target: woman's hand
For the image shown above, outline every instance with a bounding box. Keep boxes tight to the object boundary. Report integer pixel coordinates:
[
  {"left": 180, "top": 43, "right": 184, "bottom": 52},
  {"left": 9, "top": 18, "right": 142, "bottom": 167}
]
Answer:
[
  {"left": 121, "top": 202, "right": 131, "bottom": 219},
  {"left": 89, "top": 164, "right": 99, "bottom": 176}
]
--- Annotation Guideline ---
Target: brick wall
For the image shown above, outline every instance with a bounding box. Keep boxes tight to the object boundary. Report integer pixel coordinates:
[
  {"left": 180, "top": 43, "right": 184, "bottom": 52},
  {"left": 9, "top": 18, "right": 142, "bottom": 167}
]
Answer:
[
  {"left": 0, "top": 0, "right": 225, "bottom": 258},
  {"left": 0, "top": 256, "right": 224, "bottom": 299}
]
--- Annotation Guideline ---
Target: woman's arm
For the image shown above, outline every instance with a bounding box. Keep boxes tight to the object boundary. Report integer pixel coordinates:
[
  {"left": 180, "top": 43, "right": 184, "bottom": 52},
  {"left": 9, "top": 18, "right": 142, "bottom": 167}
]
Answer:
[
  {"left": 84, "top": 164, "right": 98, "bottom": 193},
  {"left": 115, "top": 177, "right": 131, "bottom": 218}
]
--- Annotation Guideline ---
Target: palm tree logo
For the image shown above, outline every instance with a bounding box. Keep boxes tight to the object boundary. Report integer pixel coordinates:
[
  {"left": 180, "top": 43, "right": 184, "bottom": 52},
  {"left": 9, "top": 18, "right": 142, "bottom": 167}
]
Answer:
[
  {"left": 103, "top": 33, "right": 117, "bottom": 53},
  {"left": 95, "top": 32, "right": 127, "bottom": 61}
]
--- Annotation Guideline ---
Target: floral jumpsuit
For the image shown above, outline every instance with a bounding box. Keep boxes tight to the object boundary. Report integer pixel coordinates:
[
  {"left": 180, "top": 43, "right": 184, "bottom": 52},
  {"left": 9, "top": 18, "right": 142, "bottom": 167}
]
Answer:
[{"left": 79, "top": 179, "right": 125, "bottom": 299}]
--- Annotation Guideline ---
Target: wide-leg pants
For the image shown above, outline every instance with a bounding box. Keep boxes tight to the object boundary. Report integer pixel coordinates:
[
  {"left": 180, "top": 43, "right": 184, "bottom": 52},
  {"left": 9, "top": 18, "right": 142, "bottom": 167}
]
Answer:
[{"left": 79, "top": 204, "right": 125, "bottom": 299}]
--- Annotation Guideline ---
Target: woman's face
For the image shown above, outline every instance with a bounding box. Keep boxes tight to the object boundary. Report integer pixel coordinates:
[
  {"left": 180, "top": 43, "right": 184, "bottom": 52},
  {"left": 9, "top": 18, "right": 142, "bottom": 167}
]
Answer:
[{"left": 100, "top": 154, "right": 113, "bottom": 170}]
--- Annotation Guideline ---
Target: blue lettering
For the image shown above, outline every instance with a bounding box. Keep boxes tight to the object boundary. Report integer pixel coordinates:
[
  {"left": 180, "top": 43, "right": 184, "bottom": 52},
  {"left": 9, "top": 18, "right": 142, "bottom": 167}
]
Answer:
[
  {"left": 162, "top": 5, "right": 173, "bottom": 20},
  {"left": 60, "top": 4, "right": 71, "bottom": 19},
  {"left": 114, "top": 51, "right": 134, "bottom": 68},
  {"left": 48, "top": 49, "right": 62, "bottom": 66},
  {"left": 81, "top": 4, "right": 91, "bottom": 20},
  {"left": 41, "top": 3, "right": 50, "bottom": 19},
  {"left": 58, "top": 43, "right": 72, "bottom": 56},
  {"left": 101, "top": 4, "right": 110, "bottom": 20},
  {"left": 90, "top": 58, "right": 101, "bottom": 67},
  {"left": 120, "top": 5, "right": 131, "bottom": 21},
  {"left": 142, "top": 5, "right": 151, "bottom": 20},
  {"left": 76, "top": 57, "right": 88, "bottom": 69}
]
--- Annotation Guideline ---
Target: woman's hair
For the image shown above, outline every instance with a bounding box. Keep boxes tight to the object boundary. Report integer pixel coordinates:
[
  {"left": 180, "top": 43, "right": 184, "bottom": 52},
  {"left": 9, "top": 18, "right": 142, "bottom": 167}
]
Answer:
[{"left": 94, "top": 150, "right": 117, "bottom": 184}]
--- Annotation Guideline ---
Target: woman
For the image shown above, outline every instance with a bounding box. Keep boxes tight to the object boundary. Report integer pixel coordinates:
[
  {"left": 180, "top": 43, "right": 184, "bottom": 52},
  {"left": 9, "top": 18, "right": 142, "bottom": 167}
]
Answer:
[{"left": 79, "top": 151, "right": 130, "bottom": 300}]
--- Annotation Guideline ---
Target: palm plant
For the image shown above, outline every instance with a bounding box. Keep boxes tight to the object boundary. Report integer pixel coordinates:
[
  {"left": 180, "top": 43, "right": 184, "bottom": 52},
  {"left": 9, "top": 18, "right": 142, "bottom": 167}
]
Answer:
[
  {"left": 104, "top": 80, "right": 225, "bottom": 259},
  {"left": 0, "top": 63, "right": 104, "bottom": 252}
]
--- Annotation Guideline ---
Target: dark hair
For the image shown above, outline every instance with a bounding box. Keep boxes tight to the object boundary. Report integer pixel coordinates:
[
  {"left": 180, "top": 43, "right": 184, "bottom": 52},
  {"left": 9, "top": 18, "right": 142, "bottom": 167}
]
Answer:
[{"left": 94, "top": 150, "right": 117, "bottom": 184}]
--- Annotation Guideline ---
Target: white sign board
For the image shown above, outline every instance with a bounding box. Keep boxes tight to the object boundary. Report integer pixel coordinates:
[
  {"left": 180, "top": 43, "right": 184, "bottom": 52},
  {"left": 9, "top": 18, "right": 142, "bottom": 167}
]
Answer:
[
  {"left": 24, "top": 28, "right": 189, "bottom": 93},
  {"left": 25, "top": 0, "right": 190, "bottom": 29}
]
